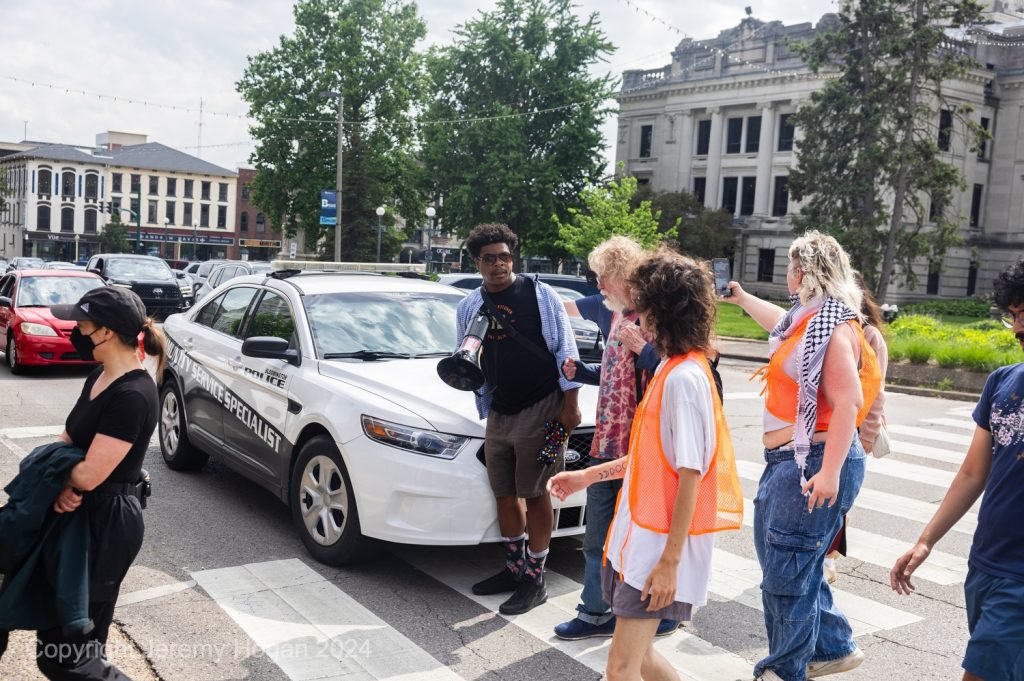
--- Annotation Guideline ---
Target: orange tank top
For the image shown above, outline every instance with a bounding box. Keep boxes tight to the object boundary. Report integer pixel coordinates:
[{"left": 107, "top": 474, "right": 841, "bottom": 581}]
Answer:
[
  {"left": 761, "top": 315, "right": 882, "bottom": 430},
  {"left": 618, "top": 352, "right": 744, "bottom": 536}
]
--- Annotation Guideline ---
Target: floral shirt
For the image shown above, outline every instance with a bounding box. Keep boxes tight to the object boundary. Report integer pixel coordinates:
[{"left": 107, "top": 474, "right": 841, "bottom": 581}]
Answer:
[{"left": 591, "top": 311, "right": 648, "bottom": 460}]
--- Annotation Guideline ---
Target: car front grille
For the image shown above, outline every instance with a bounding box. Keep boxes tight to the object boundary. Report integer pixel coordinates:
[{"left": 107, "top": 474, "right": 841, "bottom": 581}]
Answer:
[
  {"left": 133, "top": 284, "right": 182, "bottom": 301},
  {"left": 474, "top": 427, "right": 593, "bottom": 472}
]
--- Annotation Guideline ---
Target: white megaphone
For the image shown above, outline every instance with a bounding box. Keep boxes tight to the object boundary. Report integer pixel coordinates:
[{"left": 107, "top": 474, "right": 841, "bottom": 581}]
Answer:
[{"left": 437, "top": 311, "right": 489, "bottom": 391}]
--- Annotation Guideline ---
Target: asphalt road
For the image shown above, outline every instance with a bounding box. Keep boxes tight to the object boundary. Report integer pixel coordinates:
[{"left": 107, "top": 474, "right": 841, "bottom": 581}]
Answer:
[{"left": 0, "top": 359, "right": 982, "bottom": 681}]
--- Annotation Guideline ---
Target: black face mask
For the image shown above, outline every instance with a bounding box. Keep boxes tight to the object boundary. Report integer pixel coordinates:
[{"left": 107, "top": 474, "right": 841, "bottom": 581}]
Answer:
[{"left": 70, "top": 327, "right": 106, "bottom": 361}]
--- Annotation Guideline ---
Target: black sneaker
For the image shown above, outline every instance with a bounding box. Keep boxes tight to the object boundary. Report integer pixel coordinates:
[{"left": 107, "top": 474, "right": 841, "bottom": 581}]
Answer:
[
  {"left": 472, "top": 568, "right": 520, "bottom": 595},
  {"left": 498, "top": 575, "right": 548, "bottom": 615}
]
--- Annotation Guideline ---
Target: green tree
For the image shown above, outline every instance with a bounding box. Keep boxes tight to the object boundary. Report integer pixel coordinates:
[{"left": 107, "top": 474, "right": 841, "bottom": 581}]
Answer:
[
  {"left": 99, "top": 214, "right": 131, "bottom": 254},
  {"left": 555, "top": 175, "right": 672, "bottom": 257},
  {"left": 788, "top": 0, "right": 985, "bottom": 299},
  {"left": 237, "top": 0, "right": 428, "bottom": 261},
  {"left": 422, "top": 0, "right": 615, "bottom": 260},
  {"left": 638, "top": 188, "right": 734, "bottom": 260}
]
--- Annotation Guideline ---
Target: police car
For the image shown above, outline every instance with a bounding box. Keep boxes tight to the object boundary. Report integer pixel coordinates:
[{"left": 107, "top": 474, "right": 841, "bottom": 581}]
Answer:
[{"left": 158, "top": 270, "right": 596, "bottom": 565}]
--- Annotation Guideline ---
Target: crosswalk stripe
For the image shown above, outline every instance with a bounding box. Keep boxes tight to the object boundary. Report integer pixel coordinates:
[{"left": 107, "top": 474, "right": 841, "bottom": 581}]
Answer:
[
  {"left": 0, "top": 425, "right": 65, "bottom": 438},
  {"left": 886, "top": 424, "right": 973, "bottom": 447},
  {"left": 726, "top": 391, "right": 764, "bottom": 400},
  {"left": 734, "top": 460, "right": 976, "bottom": 535},
  {"left": 709, "top": 549, "right": 923, "bottom": 636},
  {"left": 192, "top": 559, "right": 464, "bottom": 681},
  {"left": 866, "top": 456, "right": 957, "bottom": 488},
  {"left": 920, "top": 417, "right": 977, "bottom": 432},
  {"left": 740, "top": 499, "right": 967, "bottom": 585},
  {"left": 398, "top": 549, "right": 754, "bottom": 681},
  {"left": 889, "top": 439, "right": 966, "bottom": 466}
]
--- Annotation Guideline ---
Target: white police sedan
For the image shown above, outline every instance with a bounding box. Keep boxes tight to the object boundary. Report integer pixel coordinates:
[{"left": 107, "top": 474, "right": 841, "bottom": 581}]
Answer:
[{"left": 158, "top": 270, "right": 595, "bottom": 565}]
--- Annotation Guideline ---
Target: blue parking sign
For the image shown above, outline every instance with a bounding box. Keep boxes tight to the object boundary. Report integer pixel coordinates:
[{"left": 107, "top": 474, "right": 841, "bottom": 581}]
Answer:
[{"left": 320, "top": 190, "right": 337, "bottom": 225}]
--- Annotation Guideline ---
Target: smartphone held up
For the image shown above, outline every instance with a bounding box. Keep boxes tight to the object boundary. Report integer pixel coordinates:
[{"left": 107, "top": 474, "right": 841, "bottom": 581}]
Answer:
[{"left": 712, "top": 258, "right": 732, "bottom": 297}]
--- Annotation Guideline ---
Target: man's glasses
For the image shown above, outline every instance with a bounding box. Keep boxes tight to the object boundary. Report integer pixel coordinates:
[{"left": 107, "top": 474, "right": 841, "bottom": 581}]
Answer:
[
  {"left": 1001, "top": 309, "right": 1024, "bottom": 329},
  {"left": 477, "top": 253, "right": 513, "bottom": 266}
]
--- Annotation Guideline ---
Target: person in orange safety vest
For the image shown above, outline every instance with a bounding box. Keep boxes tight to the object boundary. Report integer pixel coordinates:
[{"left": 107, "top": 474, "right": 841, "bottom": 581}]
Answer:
[{"left": 548, "top": 249, "right": 742, "bottom": 681}]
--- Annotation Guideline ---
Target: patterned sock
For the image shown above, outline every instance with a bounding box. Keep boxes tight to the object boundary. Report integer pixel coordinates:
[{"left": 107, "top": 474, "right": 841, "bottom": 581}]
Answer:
[
  {"left": 502, "top": 533, "right": 527, "bottom": 577},
  {"left": 524, "top": 546, "right": 549, "bottom": 582}
]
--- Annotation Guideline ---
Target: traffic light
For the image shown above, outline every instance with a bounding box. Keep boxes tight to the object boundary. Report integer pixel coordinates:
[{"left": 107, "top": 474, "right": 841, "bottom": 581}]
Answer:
[{"left": 103, "top": 201, "right": 112, "bottom": 213}]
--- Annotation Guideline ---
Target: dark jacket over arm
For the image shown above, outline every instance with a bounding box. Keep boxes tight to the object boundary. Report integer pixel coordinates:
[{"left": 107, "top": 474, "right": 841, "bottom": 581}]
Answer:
[{"left": 0, "top": 442, "right": 91, "bottom": 638}]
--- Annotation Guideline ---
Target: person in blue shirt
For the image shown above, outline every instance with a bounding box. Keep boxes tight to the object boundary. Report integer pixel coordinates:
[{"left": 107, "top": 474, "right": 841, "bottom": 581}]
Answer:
[
  {"left": 891, "top": 259, "right": 1024, "bottom": 681},
  {"left": 454, "top": 223, "right": 582, "bottom": 616}
]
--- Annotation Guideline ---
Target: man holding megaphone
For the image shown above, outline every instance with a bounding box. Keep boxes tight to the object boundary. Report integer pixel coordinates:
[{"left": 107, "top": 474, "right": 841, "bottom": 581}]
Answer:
[{"left": 447, "top": 223, "right": 582, "bottom": 616}]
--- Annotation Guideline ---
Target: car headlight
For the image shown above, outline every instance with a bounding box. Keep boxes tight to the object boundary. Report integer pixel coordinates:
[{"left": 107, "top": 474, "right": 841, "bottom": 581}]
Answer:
[
  {"left": 361, "top": 415, "right": 469, "bottom": 460},
  {"left": 20, "top": 322, "right": 58, "bottom": 337},
  {"left": 574, "top": 329, "right": 599, "bottom": 342},
  {"left": 179, "top": 285, "right": 193, "bottom": 296}
]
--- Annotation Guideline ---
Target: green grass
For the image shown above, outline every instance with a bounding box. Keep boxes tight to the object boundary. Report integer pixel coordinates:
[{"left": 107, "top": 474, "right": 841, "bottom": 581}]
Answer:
[{"left": 716, "top": 302, "right": 769, "bottom": 340}]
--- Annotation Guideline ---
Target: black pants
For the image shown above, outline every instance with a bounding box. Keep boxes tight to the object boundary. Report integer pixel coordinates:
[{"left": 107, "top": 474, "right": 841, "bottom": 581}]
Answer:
[{"left": 36, "top": 494, "right": 144, "bottom": 681}]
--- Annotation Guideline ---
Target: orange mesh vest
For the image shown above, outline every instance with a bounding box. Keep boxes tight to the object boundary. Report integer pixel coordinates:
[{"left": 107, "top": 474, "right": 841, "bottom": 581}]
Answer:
[
  {"left": 620, "top": 352, "right": 744, "bottom": 536},
  {"left": 761, "top": 315, "right": 882, "bottom": 430}
]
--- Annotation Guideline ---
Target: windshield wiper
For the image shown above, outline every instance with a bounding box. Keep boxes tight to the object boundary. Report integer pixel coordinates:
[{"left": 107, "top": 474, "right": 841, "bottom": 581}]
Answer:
[
  {"left": 323, "top": 350, "right": 412, "bottom": 361},
  {"left": 409, "top": 352, "right": 451, "bottom": 358}
]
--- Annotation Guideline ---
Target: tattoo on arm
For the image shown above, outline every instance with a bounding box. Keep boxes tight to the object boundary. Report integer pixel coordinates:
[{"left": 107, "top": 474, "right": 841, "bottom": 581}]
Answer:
[{"left": 598, "top": 460, "right": 627, "bottom": 480}]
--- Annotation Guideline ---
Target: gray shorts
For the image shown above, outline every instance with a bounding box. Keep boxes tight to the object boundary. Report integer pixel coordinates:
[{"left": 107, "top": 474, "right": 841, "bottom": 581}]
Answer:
[
  {"left": 484, "top": 389, "right": 565, "bottom": 499},
  {"left": 601, "top": 565, "right": 694, "bottom": 622}
]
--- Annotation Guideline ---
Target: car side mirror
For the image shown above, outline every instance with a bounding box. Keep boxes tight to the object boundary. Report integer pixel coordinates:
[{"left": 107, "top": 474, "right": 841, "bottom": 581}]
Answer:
[
  {"left": 0, "top": 296, "right": 11, "bottom": 309},
  {"left": 175, "top": 271, "right": 186, "bottom": 279},
  {"left": 242, "top": 336, "right": 300, "bottom": 366},
  {"left": 87, "top": 267, "right": 102, "bottom": 276}
]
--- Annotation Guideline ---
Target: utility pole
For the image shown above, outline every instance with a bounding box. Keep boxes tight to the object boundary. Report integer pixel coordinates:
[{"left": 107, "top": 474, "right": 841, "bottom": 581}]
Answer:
[
  {"left": 134, "top": 187, "right": 142, "bottom": 254},
  {"left": 319, "top": 90, "right": 344, "bottom": 262}
]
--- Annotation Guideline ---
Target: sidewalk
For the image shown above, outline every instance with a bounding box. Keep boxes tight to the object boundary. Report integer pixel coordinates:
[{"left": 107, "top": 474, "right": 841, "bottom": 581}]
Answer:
[{"left": 716, "top": 336, "right": 982, "bottom": 402}]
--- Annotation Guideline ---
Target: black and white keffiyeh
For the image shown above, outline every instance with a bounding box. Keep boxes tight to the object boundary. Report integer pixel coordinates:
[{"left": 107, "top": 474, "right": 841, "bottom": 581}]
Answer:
[{"left": 769, "top": 295, "right": 857, "bottom": 483}]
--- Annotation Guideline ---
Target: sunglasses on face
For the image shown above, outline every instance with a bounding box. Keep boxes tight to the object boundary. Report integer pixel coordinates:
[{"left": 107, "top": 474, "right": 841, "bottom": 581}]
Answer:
[
  {"left": 1001, "top": 309, "right": 1024, "bottom": 329},
  {"left": 476, "top": 253, "right": 513, "bottom": 266}
]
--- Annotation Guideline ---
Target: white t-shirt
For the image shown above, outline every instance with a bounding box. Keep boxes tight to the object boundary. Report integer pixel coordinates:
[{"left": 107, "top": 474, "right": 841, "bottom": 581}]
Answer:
[{"left": 604, "top": 357, "right": 717, "bottom": 606}]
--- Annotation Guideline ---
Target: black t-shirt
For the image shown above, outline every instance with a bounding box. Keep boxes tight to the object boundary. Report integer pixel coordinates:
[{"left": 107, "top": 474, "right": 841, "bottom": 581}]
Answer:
[
  {"left": 65, "top": 368, "right": 159, "bottom": 484},
  {"left": 481, "top": 276, "right": 559, "bottom": 414}
]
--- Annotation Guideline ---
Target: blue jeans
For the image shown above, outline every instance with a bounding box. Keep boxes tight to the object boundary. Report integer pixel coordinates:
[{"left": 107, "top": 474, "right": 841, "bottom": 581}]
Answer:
[
  {"left": 577, "top": 465, "right": 622, "bottom": 624},
  {"left": 753, "top": 440, "right": 866, "bottom": 681}
]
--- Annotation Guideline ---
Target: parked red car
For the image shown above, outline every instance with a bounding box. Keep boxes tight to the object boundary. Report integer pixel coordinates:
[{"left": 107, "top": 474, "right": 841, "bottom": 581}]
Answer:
[{"left": 0, "top": 269, "right": 106, "bottom": 373}]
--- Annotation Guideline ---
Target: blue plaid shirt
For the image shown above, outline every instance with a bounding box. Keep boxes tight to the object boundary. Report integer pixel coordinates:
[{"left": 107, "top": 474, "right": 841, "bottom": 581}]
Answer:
[{"left": 455, "top": 274, "right": 582, "bottom": 419}]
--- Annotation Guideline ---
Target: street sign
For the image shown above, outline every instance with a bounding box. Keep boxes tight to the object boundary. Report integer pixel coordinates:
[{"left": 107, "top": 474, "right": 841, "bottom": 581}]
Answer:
[
  {"left": 289, "top": 242, "right": 298, "bottom": 258},
  {"left": 320, "top": 190, "right": 337, "bottom": 225}
]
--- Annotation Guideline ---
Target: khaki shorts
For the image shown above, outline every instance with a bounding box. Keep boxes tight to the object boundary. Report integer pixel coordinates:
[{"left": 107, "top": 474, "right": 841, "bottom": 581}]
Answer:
[{"left": 485, "top": 389, "right": 565, "bottom": 499}]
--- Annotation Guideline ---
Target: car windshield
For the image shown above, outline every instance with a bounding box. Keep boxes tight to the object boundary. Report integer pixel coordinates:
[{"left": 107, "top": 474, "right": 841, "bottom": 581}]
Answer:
[
  {"left": 551, "top": 286, "right": 583, "bottom": 301},
  {"left": 107, "top": 259, "right": 174, "bottom": 281},
  {"left": 304, "top": 290, "right": 463, "bottom": 358},
  {"left": 17, "top": 258, "right": 45, "bottom": 269},
  {"left": 17, "top": 276, "right": 104, "bottom": 307}
]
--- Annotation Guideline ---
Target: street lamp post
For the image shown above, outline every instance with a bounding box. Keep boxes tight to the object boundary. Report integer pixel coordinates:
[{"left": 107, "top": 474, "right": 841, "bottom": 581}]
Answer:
[
  {"left": 133, "top": 188, "right": 142, "bottom": 254},
  {"left": 375, "top": 206, "right": 385, "bottom": 263},
  {"left": 319, "top": 90, "right": 344, "bottom": 263},
  {"left": 162, "top": 217, "right": 170, "bottom": 259},
  {"left": 192, "top": 222, "right": 198, "bottom": 260},
  {"left": 424, "top": 206, "right": 437, "bottom": 273}
]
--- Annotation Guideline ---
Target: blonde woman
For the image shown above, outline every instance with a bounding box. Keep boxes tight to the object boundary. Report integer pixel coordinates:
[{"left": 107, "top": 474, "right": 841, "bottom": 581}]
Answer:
[{"left": 723, "top": 232, "right": 882, "bottom": 681}]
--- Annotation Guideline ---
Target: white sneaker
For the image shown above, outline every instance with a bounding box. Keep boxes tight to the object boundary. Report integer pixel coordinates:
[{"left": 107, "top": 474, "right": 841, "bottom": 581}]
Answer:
[
  {"left": 807, "top": 648, "right": 865, "bottom": 678},
  {"left": 755, "top": 671, "right": 786, "bottom": 681}
]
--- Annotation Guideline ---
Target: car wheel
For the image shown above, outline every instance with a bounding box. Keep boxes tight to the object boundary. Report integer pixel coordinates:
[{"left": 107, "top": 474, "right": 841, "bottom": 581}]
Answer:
[
  {"left": 5, "top": 335, "right": 23, "bottom": 375},
  {"left": 290, "top": 435, "right": 376, "bottom": 565},
  {"left": 159, "top": 381, "right": 208, "bottom": 471}
]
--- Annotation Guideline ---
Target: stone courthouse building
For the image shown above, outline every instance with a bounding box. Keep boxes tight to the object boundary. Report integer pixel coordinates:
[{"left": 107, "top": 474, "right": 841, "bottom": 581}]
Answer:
[{"left": 615, "top": 1, "right": 1024, "bottom": 300}]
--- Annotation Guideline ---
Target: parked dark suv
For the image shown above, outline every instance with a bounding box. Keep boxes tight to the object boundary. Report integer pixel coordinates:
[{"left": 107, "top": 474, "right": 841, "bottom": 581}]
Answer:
[{"left": 86, "top": 254, "right": 188, "bottom": 317}]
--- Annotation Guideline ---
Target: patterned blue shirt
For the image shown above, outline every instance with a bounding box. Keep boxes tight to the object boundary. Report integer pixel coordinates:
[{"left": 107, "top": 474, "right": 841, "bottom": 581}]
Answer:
[{"left": 456, "top": 274, "right": 582, "bottom": 419}]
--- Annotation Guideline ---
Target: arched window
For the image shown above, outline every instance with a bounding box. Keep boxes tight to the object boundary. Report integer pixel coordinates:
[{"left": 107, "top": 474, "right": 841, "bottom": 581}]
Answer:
[
  {"left": 240, "top": 212, "right": 249, "bottom": 232},
  {"left": 61, "top": 206, "right": 74, "bottom": 232},
  {"left": 37, "top": 204, "right": 51, "bottom": 231},
  {"left": 38, "top": 168, "right": 52, "bottom": 195},
  {"left": 84, "top": 209, "right": 97, "bottom": 234},
  {"left": 61, "top": 171, "right": 75, "bottom": 199},
  {"left": 85, "top": 173, "right": 99, "bottom": 200},
  {"left": 255, "top": 212, "right": 265, "bottom": 233}
]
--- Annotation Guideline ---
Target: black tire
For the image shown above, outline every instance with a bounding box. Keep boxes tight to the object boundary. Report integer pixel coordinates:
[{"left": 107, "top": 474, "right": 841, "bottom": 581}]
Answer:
[
  {"left": 290, "top": 435, "right": 376, "bottom": 565},
  {"left": 158, "top": 380, "right": 208, "bottom": 471},
  {"left": 6, "top": 334, "right": 23, "bottom": 375}
]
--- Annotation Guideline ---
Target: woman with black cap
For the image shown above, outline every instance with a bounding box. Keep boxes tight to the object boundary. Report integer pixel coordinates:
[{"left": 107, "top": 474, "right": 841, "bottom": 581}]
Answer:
[{"left": 40, "top": 286, "right": 165, "bottom": 680}]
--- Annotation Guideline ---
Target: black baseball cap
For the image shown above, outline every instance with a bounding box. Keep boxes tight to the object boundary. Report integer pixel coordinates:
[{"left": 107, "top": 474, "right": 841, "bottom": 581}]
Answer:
[{"left": 51, "top": 286, "right": 148, "bottom": 337}]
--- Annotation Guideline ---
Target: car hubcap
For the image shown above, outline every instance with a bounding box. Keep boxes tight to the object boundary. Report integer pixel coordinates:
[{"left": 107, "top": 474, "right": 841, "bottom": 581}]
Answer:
[
  {"left": 161, "top": 392, "right": 180, "bottom": 453},
  {"left": 298, "top": 454, "right": 348, "bottom": 546}
]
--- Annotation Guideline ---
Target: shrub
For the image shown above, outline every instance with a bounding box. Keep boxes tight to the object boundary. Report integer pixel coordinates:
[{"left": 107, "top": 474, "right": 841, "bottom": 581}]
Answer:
[
  {"left": 889, "top": 336, "right": 934, "bottom": 364},
  {"left": 901, "top": 299, "right": 991, "bottom": 318}
]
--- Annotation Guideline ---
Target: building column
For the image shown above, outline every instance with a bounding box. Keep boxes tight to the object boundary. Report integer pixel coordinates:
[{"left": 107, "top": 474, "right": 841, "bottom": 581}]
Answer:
[
  {"left": 753, "top": 102, "right": 776, "bottom": 216},
  {"left": 675, "top": 110, "right": 695, "bottom": 192},
  {"left": 704, "top": 106, "right": 724, "bottom": 209}
]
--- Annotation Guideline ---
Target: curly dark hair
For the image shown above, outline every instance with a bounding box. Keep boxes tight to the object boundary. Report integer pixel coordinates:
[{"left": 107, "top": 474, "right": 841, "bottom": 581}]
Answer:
[
  {"left": 629, "top": 248, "right": 717, "bottom": 357},
  {"left": 466, "top": 223, "right": 518, "bottom": 258},
  {"left": 993, "top": 258, "right": 1024, "bottom": 310}
]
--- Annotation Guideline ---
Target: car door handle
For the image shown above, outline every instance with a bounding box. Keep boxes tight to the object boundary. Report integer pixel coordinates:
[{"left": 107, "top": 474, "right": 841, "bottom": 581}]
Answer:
[{"left": 228, "top": 356, "right": 243, "bottom": 370}]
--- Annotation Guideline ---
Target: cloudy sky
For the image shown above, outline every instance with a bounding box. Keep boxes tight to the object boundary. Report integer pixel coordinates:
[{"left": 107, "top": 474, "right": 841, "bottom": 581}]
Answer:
[{"left": 0, "top": 0, "right": 838, "bottom": 174}]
